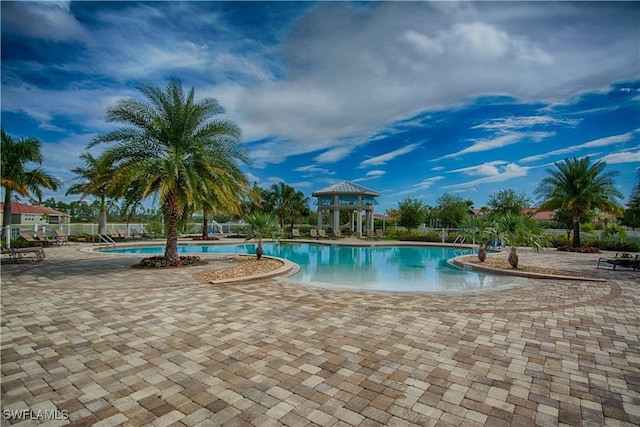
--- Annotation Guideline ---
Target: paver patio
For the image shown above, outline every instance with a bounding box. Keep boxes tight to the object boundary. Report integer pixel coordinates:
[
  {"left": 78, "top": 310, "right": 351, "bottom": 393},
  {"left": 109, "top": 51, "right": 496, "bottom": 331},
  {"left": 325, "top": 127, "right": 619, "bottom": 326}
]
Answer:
[{"left": 1, "top": 242, "right": 639, "bottom": 426}]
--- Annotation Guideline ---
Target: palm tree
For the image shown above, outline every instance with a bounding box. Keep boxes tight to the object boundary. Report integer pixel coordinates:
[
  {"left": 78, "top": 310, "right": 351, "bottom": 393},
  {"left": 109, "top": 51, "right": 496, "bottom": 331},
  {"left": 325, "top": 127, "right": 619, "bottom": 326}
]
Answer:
[
  {"left": 89, "top": 78, "right": 248, "bottom": 260},
  {"left": 66, "top": 152, "right": 116, "bottom": 235},
  {"left": 198, "top": 167, "right": 247, "bottom": 239},
  {"left": 460, "top": 215, "right": 494, "bottom": 262},
  {"left": 496, "top": 213, "right": 544, "bottom": 269},
  {"left": 287, "top": 190, "right": 309, "bottom": 231},
  {"left": 535, "top": 157, "right": 623, "bottom": 247},
  {"left": 244, "top": 212, "right": 281, "bottom": 260},
  {"left": 1, "top": 129, "right": 60, "bottom": 239}
]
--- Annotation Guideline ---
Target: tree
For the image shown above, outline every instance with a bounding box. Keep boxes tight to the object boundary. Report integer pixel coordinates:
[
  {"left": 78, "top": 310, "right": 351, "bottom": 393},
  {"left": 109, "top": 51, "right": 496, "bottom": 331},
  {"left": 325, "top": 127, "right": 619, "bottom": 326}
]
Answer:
[
  {"left": 535, "top": 157, "right": 623, "bottom": 247},
  {"left": 1, "top": 129, "right": 60, "bottom": 238},
  {"left": 487, "top": 189, "right": 531, "bottom": 217},
  {"left": 244, "top": 212, "right": 281, "bottom": 260},
  {"left": 622, "top": 170, "right": 640, "bottom": 230},
  {"left": 266, "top": 182, "right": 309, "bottom": 228},
  {"left": 434, "top": 193, "right": 474, "bottom": 229},
  {"left": 460, "top": 215, "right": 495, "bottom": 262},
  {"left": 396, "top": 198, "right": 427, "bottom": 231},
  {"left": 89, "top": 78, "right": 248, "bottom": 260},
  {"left": 495, "top": 213, "right": 544, "bottom": 269},
  {"left": 66, "top": 153, "right": 117, "bottom": 234}
]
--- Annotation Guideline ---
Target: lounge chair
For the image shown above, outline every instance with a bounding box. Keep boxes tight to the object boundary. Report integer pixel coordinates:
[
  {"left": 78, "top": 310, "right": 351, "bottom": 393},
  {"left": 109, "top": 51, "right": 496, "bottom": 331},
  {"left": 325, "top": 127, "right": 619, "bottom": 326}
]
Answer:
[
  {"left": 332, "top": 230, "right": 342, "bottom": 239},
  {"left": 366, "top": 229, "right": 377, "bottom": 240},
  {"left": 318, "top": 229, "right": 327, "bottom": 239},
  {"left": 20, "top": 232, "right": 43, "bottom": 246},
  {"left": 36, "top": 230, "right": 57, "bottom": 246},
  {"left": 597, "top": 253, "right": 639, "bottom": 271},
  {"left": 130, "top": 229, "right": 143, "bottom": 240},
  {"left": 291, "top": 228, "right": 301, "bottom": 238},
  {"left": 109, "top": 229, "right": 123, "bottom": 241},
  {"left": 310, "top": 229, "right": 318, "bottom": 239},
  {"left": 2, "top": 246, "right": 45, "bottom": 262},
  {"left": 376, "top": 229, "right": 385, "bottom": 239},
  {"left": 117, "top": 229, "right": 130, "bottom": 240},
  {"left": 54, "top": 229, "right": 69, "bottom": 245}
]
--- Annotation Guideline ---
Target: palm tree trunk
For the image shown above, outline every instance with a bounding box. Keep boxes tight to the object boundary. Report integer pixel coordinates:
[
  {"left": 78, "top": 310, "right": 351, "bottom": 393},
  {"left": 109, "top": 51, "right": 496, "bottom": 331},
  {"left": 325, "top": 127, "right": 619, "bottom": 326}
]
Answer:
[
  {"left": 572, "top": 208, "right": 581, "bottom": 247},
  {"left": 202, "top": 208, "right": 209, "bottom": 240},
  {"left": 98, "top": 196, "right": 107, "bottom": 235},
  {"left": 165, "top": 196, "right": 180, "bottom": 260},
  {"left": 1, "top": 190, "right": 12, "bottom": 240},
  {"left": 508, "top": 246, "right": 519, "bottom": 269}
]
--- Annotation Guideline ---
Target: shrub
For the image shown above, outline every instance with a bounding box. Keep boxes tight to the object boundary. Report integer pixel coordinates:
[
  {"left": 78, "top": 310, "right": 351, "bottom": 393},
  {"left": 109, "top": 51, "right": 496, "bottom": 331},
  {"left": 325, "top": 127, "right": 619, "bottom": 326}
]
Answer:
[
  {"left": 137, "top": 255, "right": 202, "bottom": 268},
  {"left": 588, "top": 240, "right": 640, "bottom": 252},
  {"left": 557, "top": 245, "right": 600, "bottom": 253}
]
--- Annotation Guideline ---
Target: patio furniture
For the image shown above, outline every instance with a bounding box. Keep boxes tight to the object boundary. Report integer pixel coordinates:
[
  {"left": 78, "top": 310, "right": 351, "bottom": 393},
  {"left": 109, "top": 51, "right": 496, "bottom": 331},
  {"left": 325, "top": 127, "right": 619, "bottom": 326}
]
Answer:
[
  {"left": 36, "top": 230, "right": 57, "bottom": 246},
  {"left": 376, "top": 229, "right": 385, "bottom": 239},
  {"left": 291, "top": 229, "right": 301, "bottom": 238},
  {"left": 332, "top": 230, "right": 342, "bottom": 239},
  {"left": 597, "top": 253, "right": 639, "bottom": 271},
  {"left": 310, "top": 229, "right": 318, "bottom": 239},
  {"left": 318, "top": 229, "right": 327, "bottom": 239},
  {"left": 19, "top": 232, "right": 43, "bottom": 246},
  {"left": 366, "top": 229, "right": 377, "bottom": 240},
  {"left": 54, "top": 229, "right": 69, "bottom": 245},
  {"left": 2, "top": 246, "right": 45, "bottom": 262}
]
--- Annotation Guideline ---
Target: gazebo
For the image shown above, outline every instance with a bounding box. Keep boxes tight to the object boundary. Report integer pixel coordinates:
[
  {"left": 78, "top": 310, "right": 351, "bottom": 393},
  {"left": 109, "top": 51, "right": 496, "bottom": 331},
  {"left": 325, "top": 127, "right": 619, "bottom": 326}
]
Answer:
[{"left": 311, "top": 180, "right": 381, "bottom": 237}]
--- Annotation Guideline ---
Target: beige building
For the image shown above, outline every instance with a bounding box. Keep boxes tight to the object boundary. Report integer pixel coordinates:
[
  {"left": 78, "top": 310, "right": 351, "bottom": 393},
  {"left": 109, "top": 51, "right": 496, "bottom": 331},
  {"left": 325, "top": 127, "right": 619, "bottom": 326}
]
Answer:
[{"left": 0, "top": 202, "right": 69, "bottom": 227}]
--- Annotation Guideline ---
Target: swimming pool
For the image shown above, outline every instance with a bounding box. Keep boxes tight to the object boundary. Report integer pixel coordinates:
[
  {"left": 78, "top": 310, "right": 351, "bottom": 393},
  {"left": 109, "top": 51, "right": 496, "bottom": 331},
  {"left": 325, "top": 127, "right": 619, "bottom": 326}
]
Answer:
[{"left": 103, "top": 242, "right": 524, "bottom": 292}]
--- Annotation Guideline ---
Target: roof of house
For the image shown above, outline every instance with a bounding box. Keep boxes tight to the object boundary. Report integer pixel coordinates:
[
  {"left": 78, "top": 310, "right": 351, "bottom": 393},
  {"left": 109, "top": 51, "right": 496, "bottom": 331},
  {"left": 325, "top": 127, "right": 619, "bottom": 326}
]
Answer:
[
  {"left": 312, "top": 180, "right": 381, "bottom": 197},
  {"left": 472, "top": 208, "right": 555, "bottom": 220},
  {"left": 0, "top": 202, "right": 67, "bottom": 216}
]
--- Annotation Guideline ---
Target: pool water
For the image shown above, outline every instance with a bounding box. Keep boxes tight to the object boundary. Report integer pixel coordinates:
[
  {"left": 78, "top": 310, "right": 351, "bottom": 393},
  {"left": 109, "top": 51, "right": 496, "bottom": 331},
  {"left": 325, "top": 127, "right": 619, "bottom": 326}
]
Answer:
[{"left": 103, "top": 242, "right": 524, "bottom": 292}]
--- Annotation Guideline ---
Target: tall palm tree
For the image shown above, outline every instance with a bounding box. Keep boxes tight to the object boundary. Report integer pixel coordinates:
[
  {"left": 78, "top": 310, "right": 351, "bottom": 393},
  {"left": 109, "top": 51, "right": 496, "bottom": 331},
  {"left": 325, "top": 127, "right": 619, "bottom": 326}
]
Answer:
[
  {"left": 535, "top": 157, "right": 623, "bottom": 247},
  {"left": 1, "top": 129, "right": 60, "bottom": 239},
  {"left": 198, "top": 164, "right": 247, "bottom": 239},
  {"left": 89, "top": 78, "right": 248, "bottom": 260},
  {"left": 66, "top": 152, "right": 116, "bottom": 235}
]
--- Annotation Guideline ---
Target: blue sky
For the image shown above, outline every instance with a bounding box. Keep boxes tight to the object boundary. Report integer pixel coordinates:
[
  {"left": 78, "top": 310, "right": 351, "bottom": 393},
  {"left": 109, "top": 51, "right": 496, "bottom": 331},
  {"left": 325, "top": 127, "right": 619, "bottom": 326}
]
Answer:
[{"left": 2, "top": 1, "right": 639, "bottom": 213}]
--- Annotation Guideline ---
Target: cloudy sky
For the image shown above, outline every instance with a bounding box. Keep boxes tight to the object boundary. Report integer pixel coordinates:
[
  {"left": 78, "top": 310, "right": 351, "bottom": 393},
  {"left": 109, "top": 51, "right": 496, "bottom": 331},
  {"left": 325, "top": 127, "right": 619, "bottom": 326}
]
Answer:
[{"left": 2, "top": 1, "right": 639, "bottom": 212}]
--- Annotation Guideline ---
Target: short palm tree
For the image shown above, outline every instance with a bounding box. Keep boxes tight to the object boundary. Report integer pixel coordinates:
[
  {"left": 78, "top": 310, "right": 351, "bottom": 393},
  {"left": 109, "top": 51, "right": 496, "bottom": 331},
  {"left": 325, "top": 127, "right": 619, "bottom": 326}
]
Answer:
[
  {"left": 66, "top": 153, "right": 116, "bottom": 235},
  {"left": 460, "top": 215, "right": 494, "bottom": 262},
  {"left": 89, "top": 78, "right": 248, "bottom": 260},
  {"left": 496, "top": 213, "right": 544, "bottom": 269},
  {"left": 535, "top": 157, "right": 623, "bottom": 247},
  {"left": 1, "top": 129, "right": 60, "bottom": 239},
  {"left": 244, "top": 213, "right": 281, "bottom": 260}
]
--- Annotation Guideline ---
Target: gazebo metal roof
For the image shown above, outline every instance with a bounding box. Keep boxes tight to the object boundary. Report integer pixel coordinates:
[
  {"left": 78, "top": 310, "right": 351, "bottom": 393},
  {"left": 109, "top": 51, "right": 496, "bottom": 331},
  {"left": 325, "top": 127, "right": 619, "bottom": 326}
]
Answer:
[{"left": 311, "top": 180, "right": 381, "bottom": 197}]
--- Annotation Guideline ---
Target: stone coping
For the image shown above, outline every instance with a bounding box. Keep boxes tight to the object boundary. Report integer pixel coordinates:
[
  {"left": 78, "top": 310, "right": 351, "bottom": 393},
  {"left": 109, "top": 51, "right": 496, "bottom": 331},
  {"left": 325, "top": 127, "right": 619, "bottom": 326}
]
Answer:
[
  {"left": 450, "top": 254, "right": 607, "bottom": 282},
  {"left": 207, "top": 255, "right": 300, "bottom": 285}
]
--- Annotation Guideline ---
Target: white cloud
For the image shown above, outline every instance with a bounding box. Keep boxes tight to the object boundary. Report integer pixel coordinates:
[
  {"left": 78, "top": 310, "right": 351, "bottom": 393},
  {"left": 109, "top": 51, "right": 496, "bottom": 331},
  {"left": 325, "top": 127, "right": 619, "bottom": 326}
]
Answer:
[
  {"left": 442, "top": 163, "right": 530, "bottom": 190},
  {"left": 358, "top": 143, "right": 419, "bottom": 168},
  {"left": 353, "top": 170, "right": 386, "bottom": 183},
  {"left": 520, "top": 131, "right": 638, "bottom": 163},
  {"left": 2, "top": 1, "right": 92, "bottom": 43},
  {"left": 598, "top": 150, "right": 640, "bottom": 164},
  {"left": 449, "top": 161, "right": 508, "bottom": 177},
  {"left": 398, "top": 176, "right": 445, "bottom": 196},
  {"left": 472, "top": 116, "right": 580, "bottom": 131},
  {"left": 437, "top": 132, "right": 554, "bottom": 160}
]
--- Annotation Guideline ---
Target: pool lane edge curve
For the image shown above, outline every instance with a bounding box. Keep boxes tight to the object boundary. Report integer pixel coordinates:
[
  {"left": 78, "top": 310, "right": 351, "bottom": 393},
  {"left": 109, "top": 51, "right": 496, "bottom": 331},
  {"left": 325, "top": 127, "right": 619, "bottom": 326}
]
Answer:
[{"left": 450, "top": 255, "right": 606, "bottom": 282}]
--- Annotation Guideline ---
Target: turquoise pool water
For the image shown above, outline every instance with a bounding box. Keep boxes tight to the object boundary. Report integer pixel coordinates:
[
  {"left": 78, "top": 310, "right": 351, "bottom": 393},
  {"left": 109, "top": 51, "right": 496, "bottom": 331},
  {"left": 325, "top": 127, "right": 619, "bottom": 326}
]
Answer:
[{"left": 103, "top": 242, "right": 524, "bottom": 292}]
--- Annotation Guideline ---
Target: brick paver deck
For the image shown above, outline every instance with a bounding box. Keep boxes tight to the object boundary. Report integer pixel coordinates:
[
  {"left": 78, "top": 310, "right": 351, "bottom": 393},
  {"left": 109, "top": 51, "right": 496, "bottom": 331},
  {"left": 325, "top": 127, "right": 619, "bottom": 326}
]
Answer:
[{"left": 1, "top": 243, "right": 639, "bottom": 426}]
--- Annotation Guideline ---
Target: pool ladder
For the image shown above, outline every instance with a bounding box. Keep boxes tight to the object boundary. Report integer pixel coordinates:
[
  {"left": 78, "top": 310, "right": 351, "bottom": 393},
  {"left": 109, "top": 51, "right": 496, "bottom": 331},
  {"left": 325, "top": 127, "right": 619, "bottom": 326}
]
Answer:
[{"left": 453, "top": 234, "right": 466, "bottom": 248}]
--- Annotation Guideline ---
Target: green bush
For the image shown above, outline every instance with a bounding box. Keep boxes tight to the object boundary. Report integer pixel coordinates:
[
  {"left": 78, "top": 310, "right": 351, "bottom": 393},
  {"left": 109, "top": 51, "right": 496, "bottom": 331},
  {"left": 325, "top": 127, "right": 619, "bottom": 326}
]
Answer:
[
  {"left": 137, "top": 255, "right": 202, "bottom": 268},
  {"left": 588, "top": 240, "right": 640, "bottom": 252}
]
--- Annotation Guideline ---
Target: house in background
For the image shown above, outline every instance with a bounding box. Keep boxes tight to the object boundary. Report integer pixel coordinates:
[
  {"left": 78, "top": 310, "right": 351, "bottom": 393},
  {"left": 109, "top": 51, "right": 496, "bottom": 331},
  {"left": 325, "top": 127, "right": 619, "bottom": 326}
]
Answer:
[{"left": 0, "top": 202, "right": 70, "bottom": 227}]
